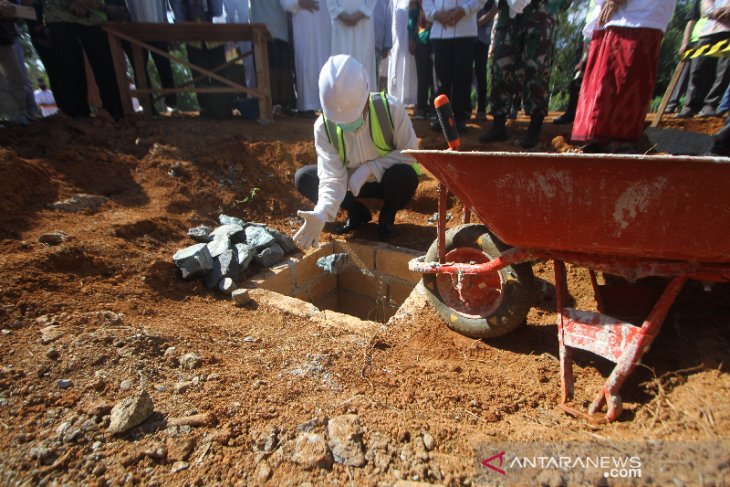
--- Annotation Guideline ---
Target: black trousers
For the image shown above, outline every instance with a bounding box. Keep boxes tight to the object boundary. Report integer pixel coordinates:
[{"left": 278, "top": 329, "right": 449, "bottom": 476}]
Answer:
[
  {"left": 685, "top": 34, "right": 730, "bottom": 111},
  {"left": 48, "top": 22, "right": 123, "bottom": 119},
  {"left": 474, "top": 39, "right": 489, "bottom": 113},
  {"left": 294, "top": 163, "right": 419, "bottom": 223},
  {"left": 187, "top": 43, "right": 233, "bottom": 119},
  {"left": 414, "top": 40, "right": 434, "bottom": 113},
  {"left": 431, "top": 37, "right": 477, "bottom": 123},
  {"left": 123, "top": 40, "right": 177, "bottom": 108}
]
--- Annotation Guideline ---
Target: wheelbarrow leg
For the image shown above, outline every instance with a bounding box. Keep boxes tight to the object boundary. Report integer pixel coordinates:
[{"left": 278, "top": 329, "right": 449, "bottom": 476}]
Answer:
[
  {"left": 588, "top": 276, "right": 688, "bottom": 421},
  {"left": 554, "top": 260, "right": 574, "bottom": 402}
]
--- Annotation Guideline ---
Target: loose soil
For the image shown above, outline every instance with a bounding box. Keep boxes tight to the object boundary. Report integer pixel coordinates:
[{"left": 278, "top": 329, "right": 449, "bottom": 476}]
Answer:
[{"left": 0, "top": 111, "right": 728, "bottom": 486}]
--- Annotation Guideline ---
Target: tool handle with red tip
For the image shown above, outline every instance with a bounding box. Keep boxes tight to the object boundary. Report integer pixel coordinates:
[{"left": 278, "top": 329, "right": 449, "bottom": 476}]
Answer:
[{"left": 434, "top": 94, "right": 460, "bottom": 150}]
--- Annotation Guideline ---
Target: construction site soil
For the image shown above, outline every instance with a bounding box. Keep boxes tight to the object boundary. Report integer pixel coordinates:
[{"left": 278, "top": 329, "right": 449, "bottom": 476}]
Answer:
[{"left": 0, "top": 111, "right": 728, "bottom": 486}]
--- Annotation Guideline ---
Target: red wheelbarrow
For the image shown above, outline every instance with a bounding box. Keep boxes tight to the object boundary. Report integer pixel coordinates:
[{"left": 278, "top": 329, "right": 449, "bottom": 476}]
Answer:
[{"left": 406, "top": 149, "right": 730, "bottom": 422}]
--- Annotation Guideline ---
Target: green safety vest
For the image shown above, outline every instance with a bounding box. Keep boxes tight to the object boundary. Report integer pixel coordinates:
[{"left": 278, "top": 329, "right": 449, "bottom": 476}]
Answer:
[{"left": 323, "top": 92, "right": 422, "bottom": 175}]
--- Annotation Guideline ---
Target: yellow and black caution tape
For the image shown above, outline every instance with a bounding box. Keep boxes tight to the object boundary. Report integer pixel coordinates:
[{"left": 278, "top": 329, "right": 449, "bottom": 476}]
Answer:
[{"left": 683, "top": 38, "right": 730, "bottom": 59}]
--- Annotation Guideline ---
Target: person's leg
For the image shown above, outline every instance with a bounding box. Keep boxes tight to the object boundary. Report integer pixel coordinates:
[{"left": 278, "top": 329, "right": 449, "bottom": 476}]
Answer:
[
  {"left": 359, "top": 163, "right": 419, "bottom": 240},
  {"left": 431, "top": 38, "right": 453, "bottom": 113},
  {"left": 48, "top": 22, "right": 90, "bottom": 118},
  {"left": 679, "top": 40, "right": 716, "bottom": 117},
  {"left": 718, "top": 82, "right": 730, "bottom": 115},
  {"left": 481, "top": 2, "right": 514, "bottom": 143},
  {"left": 149, "top": 41, "right": 177, "bottom": 108},
  {"left": 414, "top": 40, "right": 430, "bottom": 118},
  {"left": 711, "top": 114, "right": 730, "bottom": 155},
  {"left": 451, "top": 37, "right": 476, "bottom": 127},
  {"left": 12, "top": 40, "right": 41, "bottom": 119},
  {"left": 0, "top": 44, "right": 28, "bottom": 123},
  {"left": 294, "top": 165, "right": 320, "bottom": 204},
  {"left": 474, "top": 39, "right": 489, "bottom": 118},
  {"left": 79, "top": 24, "right": 123, "bottom": 119},
  {"left": 665, "top": 60, "right": 690, "bottom": 113},
  {"left": 701, "top": 56, "right": 730, "bottom": 115}
]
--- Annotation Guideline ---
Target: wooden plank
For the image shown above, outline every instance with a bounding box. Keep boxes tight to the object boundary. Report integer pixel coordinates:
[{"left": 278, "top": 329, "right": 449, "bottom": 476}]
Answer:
[
  {"left": 130, "top": 45, "right": 153, "bottom": 119},
  {"left": 106, "top": 32, "right": 134, "bottom": 117},
  {"left": 650, "top": 60, "right": 686, "bottom": 128},
  {"left": 103, "top": 22, "right": 272, "bottom": 43},
  {"left": 252, "top": 30, "right": 273, "bottom": 121}
]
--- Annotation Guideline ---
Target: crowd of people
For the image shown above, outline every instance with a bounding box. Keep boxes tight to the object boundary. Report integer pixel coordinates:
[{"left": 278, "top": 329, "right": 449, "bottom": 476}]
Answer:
[{"left": 3, "top": 0, "right": 730, "bottom": 152}]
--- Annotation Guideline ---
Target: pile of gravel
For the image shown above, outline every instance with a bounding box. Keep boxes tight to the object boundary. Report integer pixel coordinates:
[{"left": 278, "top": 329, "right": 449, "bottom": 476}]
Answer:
[{"left": 172, "top": 214, "right": 297, "bottom": 293}]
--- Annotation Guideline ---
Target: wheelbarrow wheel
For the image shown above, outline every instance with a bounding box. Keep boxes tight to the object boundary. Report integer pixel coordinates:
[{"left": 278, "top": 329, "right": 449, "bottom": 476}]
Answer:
[{"left": 422, "top": 224, "right": 534, "bottom": 339}]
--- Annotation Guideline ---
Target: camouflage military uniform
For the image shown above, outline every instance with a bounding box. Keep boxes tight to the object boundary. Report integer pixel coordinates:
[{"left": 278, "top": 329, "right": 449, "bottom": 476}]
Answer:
[{"left": 490, "top": 0, "right": 570, "bottom": 118}]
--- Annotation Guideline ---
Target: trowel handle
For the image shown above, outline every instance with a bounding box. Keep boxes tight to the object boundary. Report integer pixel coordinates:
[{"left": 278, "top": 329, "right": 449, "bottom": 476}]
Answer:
[{"left": 434, "top": 95, "right": 460, "bottom": 150}]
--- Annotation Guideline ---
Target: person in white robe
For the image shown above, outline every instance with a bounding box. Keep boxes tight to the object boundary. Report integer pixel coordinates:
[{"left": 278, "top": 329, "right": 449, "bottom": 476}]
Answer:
[
  {"left": 328, "top": 0, "right": 377, "bottom": 89},
  {"left": 387, "top": 0, "right": 417, "bottom": 105},
  {"left": 280, "top": 0, "right": 332, "bottom": 113}
]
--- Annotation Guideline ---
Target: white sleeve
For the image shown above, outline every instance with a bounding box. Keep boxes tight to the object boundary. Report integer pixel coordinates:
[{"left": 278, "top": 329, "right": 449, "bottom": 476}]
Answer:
[
  {"left": 422, "top": 0, "right": 438, "bottom": 21},
  {"left": 358, "top": 0, "right": 377, "bottom": 17},
  {"left": 366, "top": 96, "right": 419, "bottom": 182},
  {"left": 280, "top": 0, "right": 300, "bottom": 14},
  {"left": 328, "top": 0, "right": 344, "bottom": 18},
  {"left": 313, "top": 117, "right": 349, "bottom": 222}
]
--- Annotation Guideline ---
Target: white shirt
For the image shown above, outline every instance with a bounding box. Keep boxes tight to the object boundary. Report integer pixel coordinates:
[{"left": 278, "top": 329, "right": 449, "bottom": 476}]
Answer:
[
  {"left": 584, "top": 0, "right": 676, "bottom": 37},
  {"left": 250, "top": 0, "right": 289, "bottom": 42},
  {"left": 422, "top": 0, "right": 487, "bottom": 39},
  {"left": 33, "top": 89, "right": 58, "bottom": 117},
  {"left": 700, "top": 0, "right": 730, "bottom": 37},
  {"left": 313, "top": 94, "right": 418, "bottom": 221}
]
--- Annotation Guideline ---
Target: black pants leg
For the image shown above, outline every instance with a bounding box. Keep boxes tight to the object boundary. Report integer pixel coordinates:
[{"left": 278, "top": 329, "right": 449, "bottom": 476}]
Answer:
[
  {"left": 474, "top": 40, "right": 489, "bottom": 114},
  {"left": 432, "top": 37, "right": 477, "bottom": 123},
  {"left": 149, "top": 41, "right": 177, "bottom": 107},
  {"left": 78, "top": 24, "right": 123, "bottom": 119},
  {"left": 48, "top": 22, "right": 89, "bottom": 117},
  {"left": 703, "top": 56, "right": 730, "bottom": 110},
  {"left": 415, "top": 40, "right": 433, "bottom": 113},
  {"left": 294, "top": 163, "right": 419, "bottom": 223}
]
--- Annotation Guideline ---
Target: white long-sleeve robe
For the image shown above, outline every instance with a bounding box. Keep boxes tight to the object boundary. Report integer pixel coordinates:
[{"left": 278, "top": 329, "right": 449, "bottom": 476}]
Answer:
[
  {"left": 387, "top": 0, "right": 417, "bottom": 105},
  {"left": 328, "top": 0, "right": 378, "bottom": 90},
  {"left": 280, "top": 0, "right": 332, "bottom": 111}
]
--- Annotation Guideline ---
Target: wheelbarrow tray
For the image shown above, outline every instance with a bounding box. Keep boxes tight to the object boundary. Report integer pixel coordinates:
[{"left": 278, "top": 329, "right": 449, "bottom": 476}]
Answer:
[{"left": 405, "top": 150, "right": 730, "bottom": 263}]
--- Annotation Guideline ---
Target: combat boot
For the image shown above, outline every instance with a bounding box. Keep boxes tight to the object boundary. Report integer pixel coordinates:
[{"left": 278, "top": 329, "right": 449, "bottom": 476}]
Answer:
[
  {"left": 521, "top": 115, "right": 544, "bottom": 149},
  {"left": 479, "top": 115, "right": 508, "bottom": 144}
]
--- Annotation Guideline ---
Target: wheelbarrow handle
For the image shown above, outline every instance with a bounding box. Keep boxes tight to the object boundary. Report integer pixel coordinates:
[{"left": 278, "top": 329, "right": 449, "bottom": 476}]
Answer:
[{"left": 434, "top": 95, "right": 461, "bottom": 150}]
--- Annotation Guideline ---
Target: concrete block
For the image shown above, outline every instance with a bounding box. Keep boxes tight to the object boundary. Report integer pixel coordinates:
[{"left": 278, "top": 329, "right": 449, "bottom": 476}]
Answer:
[
  {"left": 309, "top": 273, "right": 337, "bottom": 305},
  {"left": 387, "top": 278, "right": 416, "bottom": 305},
  {"left": 245, "top": 225, "right": 276, "bottom": 250},
  {"left": 375, "top": 247, "right": 420, "bottom": 284},
  {"left": 219, "top": 214, "right": 245, "bottom": 227},
  {"left": 293, "top": 244, "right": 333, "bottom": 288},
  {"left": 206, "top": 235, "right": 231, "bottom": 258},
  {"left": 315, "top": 293, "right": 338, "bottom": 312},
  {"left": 249, "top": 289, "right": 319, "bottom": 318},
  {"left": 254, "top": 266, "right": 294, "bottom": 295},
  {"left": 337, "top": 292, "right": 377, "bottom": 322},
  {"left": 334, "top": 240, "right": 375, "bottom": 269},
  {"left": 254, "top": 242, "right": 285, "bottom": 267},
  {"left": 338, "top": 266, "right": 380, "bottom": 300},
  {"left": 173, "top": 243, "right": 214, "bottom": 279},
  {"left": 187, "top": 225, "right": 213, "bottom": 243}
]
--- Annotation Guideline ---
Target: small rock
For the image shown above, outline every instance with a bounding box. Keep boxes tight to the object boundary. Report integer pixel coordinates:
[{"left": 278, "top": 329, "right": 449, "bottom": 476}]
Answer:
[
  {"left": 253, "top": 243, "right": 285, "bottom": 267},
  {"left": 207, "top": 373, "right": 220, "bottom": 381},
  {"left": 292, "top": 432, "right": 333, "bottom": 470},
  {"left": 50, "top": 193, "right": 108, "bottom": 213},
  {"left": 257, "top": 460, "right": 272, "bottom": 481},
  {"left": 38, "top": 231, "right": 70, "bottom": 246},
  {"left": 179, "top": 352, "right": 202, "bottom": 370},
  {"left": 219, "top": 214, "right": 245, "bottom": 227},
  {"left": 209, "top": 224, "right": 245, "bottom": 243},
  {"left": 174, "top": 381, "right": 193, "bottom": 393},
  {"left": 187, "top": 225, "right": 213, "bottom": 243},
  {"left": 167, "top": 437, "right": 196, "bottom": 462},
  {"left": 170, "top": 461, "right": 189, "bottom": 473},
  {"left": 422, "top": 432, "right": 435, "bottom": 451},
  {"left": 244, "top": 225, "right": 275, "bottom": 250},
  {"left": 327, "top": 414, "right": 366, "bottom": 467},
  {"left": 243, "top": 336, "right": 258, "bottom": 343},
  {"left": 144, "top": 443, "right": 167, "bottom": 460},
  {"left": 9, "top": 319, "right": 24, "bottom": 329},
  {"left": 46, "top": 348, "right": 60, "bottom": 360},
  {"left": 234, "top": 243, "right": 256, "bottom": 270},
  {"left": 1, "top": 329, "right": 10, "bottom": 335},
  {"left": 267, "top": 228, "right": 298, "bottom": 254},
  {"left": 108, "top": 391, "right": 154, "bottom": 434},
  {"left": 29, "top": 446, "right": 57, "bottom": 466},
  {"left": 206, "top": 235, "right": 231, "bottom": 258},
  {"left": 119, "top": 379, "right": 134, "bottom": 391},
  {"left": 84, "top": 401, "right": 113, "bottom": 417},
  {"left": 173, "top": 243, "right": 214, "bottom": 279},
  {"left": 232, "top": 289, "right": 250, "bottom": 306},
  {"left": 219, "top": 277, "right": 237, "bottom": 293},
  {"left": 57, "top": 378, "right": 73, "bottom": 389},
  {"left": 203, "top": 248, "right": 240, "bottom": 289},
  {"left": 40, "top": 325, "right": 64, "bottom": 344}
]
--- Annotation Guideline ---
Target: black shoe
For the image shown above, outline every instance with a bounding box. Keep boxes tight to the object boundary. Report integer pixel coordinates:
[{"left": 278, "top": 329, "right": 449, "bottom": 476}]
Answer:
[
  {"left": 378, "top": 207, "right": 397, "bottom": 241},
  {"left": 520, "top": 116, "right": 544, "bottom": 149},
  {"left": 479, "top": 115, "right": 508, "bottom": 144},
  {"left": 552, "top": 113, "right": 575, "bottom": 125},
  {"left": 333, "top": 209, "right": 372, "bottom": 235},
  {"left": 508, "top": 108, "right": 518, "bottom": 120},
  {"left": 456, "top": 119, "right": 467, "bottom": 134},
  {"left": 699, "top": 107, "right": 717, "bottom": 117},
  {"left": 379, "top": 223, "right": 397, "bottom": 241}
]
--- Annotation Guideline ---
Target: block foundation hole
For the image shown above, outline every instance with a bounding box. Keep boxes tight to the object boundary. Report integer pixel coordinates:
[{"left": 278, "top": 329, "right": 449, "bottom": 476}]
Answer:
[{"left": 258, "top": 241, "right": 419, "bottom": 323}]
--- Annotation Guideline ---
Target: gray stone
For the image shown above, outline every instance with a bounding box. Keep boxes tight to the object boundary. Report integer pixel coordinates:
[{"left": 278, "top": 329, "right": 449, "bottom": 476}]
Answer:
[
  {"left": 180, "top": 353, "right": 202, "bottom": 370},
  {"left": 39, "top": 231, "right": 70, "bottom": 246},
  {"left": 232, "top": 289, "right": 250, "bottom": 305},
  {"left": 173, "top": 243, "right": 214, "bottom": 279},
  {"left": 219, "top": 214, "right": 245, "bottom": 227},
  {"left": 209, "top": 224, "right": 245, "bottom": 243},
  {"left": 50, "top": 194, "right": 108, "bottom": 213},
  {"left": 244, "top": 225, "right": 275, "bottom": 250},
  {"left": 203, "top": 248, "right": 240, "bottom": 289},
  {"left": 268, "top": 228, "right": 298, "bottom": 254},
  {"left": 29, "top": 446, "right": 57, "bottom": 466},
  {"left": 327, "top": 414, "right": 366, "bottom": 467},
  {"left": 206, "top": 235, "right": 231, "bottom": 258},
  {"left": 187, "top": 225, "right": 213, "bottom": 243},
  {"left": 170, "top": 461, "right": 189, "bottom": 473},
  {"left": 174, "top": 381, "right": 193, "bottom": 393},
  {"left": 292, "top": 432, "right": 333, "bottom": 470},
  {"left": 234, "top": 243, "right": 256, "bottom": 271},
  {"left": 57, "top": 379, "right": 73, "bottom": 389},
  {"left": 40, "top": 325, "right": 64, "bottom": 344},
  {"left": 219, "top": 277, "right": 237, "bottom": 293},
  {"left": 108, "top": 391, "right": 154, "bottom": 434},
  {"left": 316, "top": 253, "right": 351, "bottom": 275},
  {"left": 119, "top": 379, "right": 134, "bottom": 391},
  {"left": 422, "top": 432, "right": 435, "bottom": 451},
  {"left": 253, "top": 243, "right": 285, "bottom": 267},
  {"left": 46, "top": 348, "right": 59, "bottom": 360}
]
